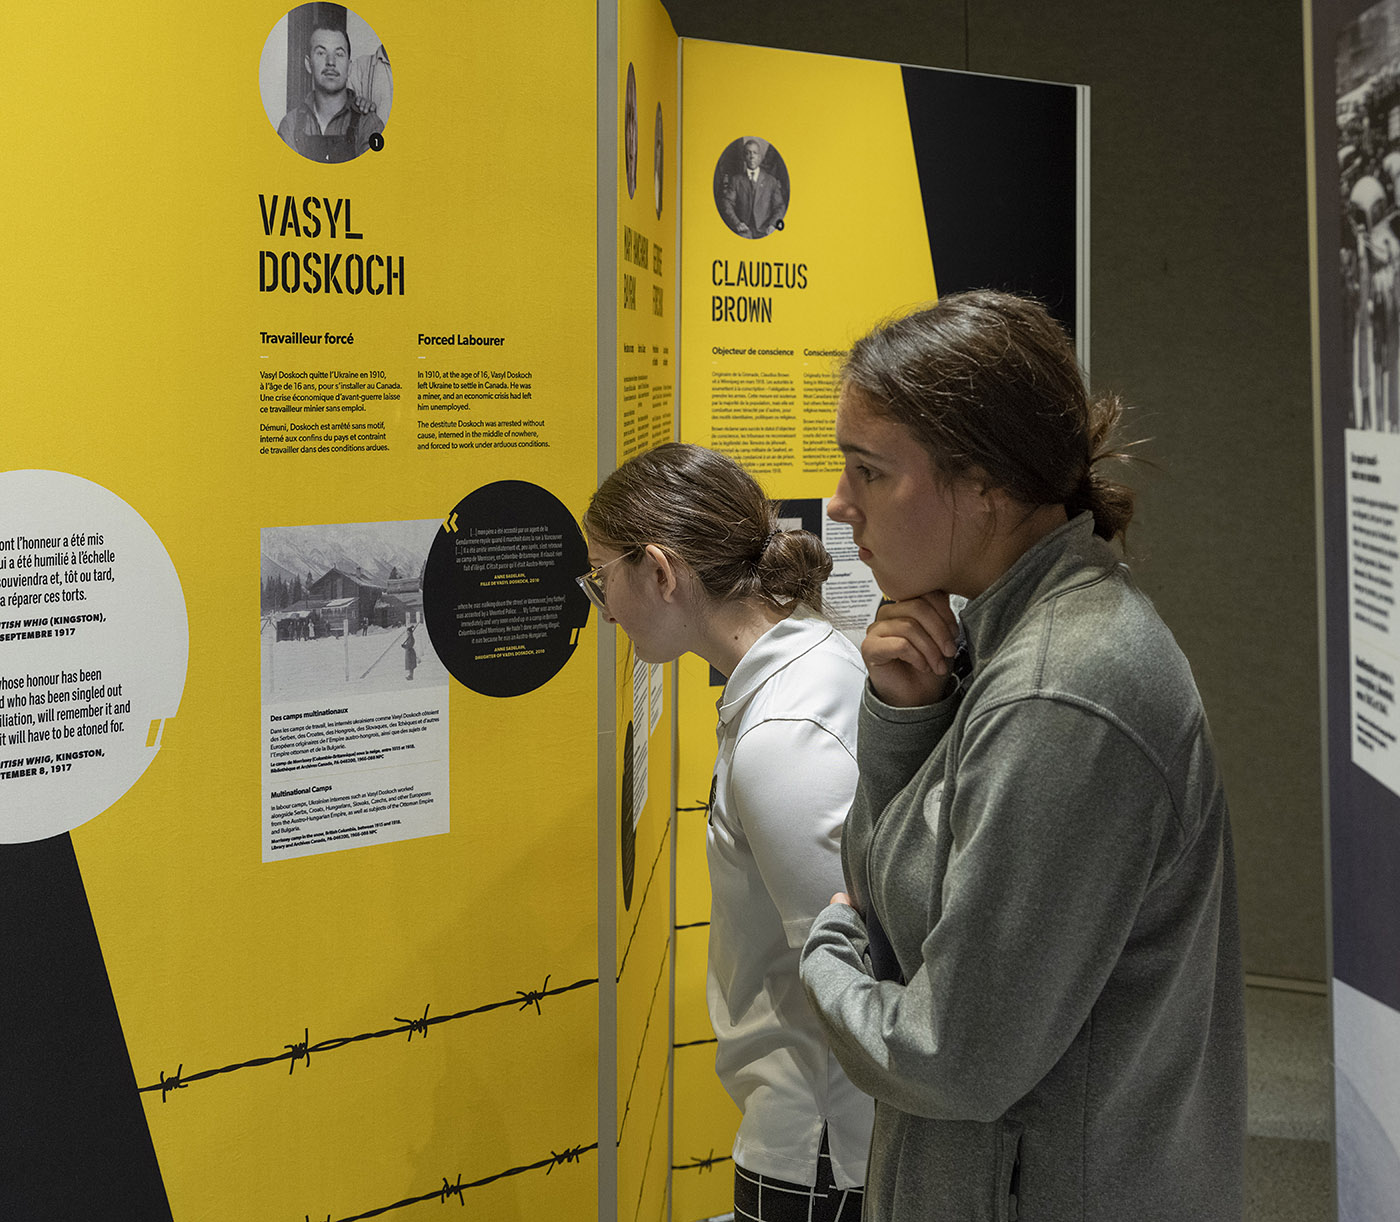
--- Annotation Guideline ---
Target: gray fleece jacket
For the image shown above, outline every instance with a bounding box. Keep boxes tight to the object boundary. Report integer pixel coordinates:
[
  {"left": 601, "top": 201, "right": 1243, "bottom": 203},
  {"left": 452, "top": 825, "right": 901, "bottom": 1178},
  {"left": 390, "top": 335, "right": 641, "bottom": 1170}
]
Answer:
[{"left": 800, "top": 514, "right": 1245, "bottom": 1221}]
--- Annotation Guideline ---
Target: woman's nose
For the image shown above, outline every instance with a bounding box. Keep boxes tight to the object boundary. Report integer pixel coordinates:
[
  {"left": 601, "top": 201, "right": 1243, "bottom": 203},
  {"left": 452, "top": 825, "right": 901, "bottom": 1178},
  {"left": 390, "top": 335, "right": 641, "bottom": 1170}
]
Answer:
[{"left": 827, "top": 474, "right": 857, "bottom": 523}]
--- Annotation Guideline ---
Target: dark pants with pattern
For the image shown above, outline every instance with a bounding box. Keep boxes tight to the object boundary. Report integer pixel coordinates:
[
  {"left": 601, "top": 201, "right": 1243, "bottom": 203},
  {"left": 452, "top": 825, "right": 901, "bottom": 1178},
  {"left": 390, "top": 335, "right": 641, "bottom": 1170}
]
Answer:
[{"left": 733, "top": 1128, "right": 864, "bottom": 1222}]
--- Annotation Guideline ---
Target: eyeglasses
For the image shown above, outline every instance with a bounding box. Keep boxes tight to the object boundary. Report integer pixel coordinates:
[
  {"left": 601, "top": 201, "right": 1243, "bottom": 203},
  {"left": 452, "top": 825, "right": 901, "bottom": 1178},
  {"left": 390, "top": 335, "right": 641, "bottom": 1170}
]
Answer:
[{"left": 576, "top": 550, "right": 637, "bottom": 612}]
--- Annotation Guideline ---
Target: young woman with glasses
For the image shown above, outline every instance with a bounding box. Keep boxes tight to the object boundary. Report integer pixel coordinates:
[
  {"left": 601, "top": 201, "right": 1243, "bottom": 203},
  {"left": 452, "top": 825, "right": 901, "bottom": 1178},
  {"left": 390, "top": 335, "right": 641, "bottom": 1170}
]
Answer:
[{"left": 581, "top": 442, "right": 871, "bottom": 1222}]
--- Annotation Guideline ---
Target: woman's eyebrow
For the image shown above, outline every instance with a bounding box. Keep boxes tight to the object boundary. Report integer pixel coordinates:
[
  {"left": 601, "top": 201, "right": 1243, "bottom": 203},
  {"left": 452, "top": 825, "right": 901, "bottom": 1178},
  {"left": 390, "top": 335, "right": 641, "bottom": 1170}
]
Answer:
[{"left": 836, "top": 439, "right": 884, "bottom": 460}]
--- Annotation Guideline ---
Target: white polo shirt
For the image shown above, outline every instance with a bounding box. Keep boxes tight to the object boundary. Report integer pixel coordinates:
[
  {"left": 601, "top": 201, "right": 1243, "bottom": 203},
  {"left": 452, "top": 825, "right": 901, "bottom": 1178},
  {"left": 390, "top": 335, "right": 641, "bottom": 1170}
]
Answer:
[{"left": 706, "top": 608, "right": 874, "bottom": 1188}]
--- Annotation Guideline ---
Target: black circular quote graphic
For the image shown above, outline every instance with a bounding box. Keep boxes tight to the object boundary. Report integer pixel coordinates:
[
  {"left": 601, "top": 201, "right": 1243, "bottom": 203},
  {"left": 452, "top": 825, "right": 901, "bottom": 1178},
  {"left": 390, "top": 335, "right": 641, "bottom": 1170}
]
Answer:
[
  {"left": 620, "top": 720, "right": 636, "bottom": 910},
  {"left": 423, "top": 481, "right": 591, "bottom": 698}
]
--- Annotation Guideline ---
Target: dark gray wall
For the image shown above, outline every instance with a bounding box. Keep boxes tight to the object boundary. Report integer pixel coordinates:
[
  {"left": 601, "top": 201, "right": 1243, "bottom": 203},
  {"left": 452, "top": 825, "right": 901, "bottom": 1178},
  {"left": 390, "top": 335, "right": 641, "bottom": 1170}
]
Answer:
[{"left": 663, "top": 0, "right": 1324, "bottom": 981}]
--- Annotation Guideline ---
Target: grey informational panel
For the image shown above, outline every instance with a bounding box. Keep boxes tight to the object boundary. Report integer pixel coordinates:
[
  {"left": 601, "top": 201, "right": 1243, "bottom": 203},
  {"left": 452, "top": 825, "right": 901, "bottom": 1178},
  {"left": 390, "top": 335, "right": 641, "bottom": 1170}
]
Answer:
[{"left": 1311, "top": 0, "right": 1400, "bottom": 1214}]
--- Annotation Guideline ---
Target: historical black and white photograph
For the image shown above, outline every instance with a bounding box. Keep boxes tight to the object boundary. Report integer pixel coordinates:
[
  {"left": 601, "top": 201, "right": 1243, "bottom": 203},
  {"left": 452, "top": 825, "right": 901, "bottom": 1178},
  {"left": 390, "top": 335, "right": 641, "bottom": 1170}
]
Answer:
[
  {"left": 260, "top": 517, "right": 443, "bottom": 700},
  {"left": 1337, "top": 0, "right": 1400, "bottom": 431},
  {"left": 713, "top": 136, "right": 790, "bottom": 239},
  {"left": 260, "top": 3, "right": 391, "bottom": 164}
]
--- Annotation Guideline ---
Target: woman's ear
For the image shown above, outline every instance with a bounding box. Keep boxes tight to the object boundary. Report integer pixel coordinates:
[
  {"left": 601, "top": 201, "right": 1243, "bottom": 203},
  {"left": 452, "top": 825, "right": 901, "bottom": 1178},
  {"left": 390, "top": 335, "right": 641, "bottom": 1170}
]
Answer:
[
  {"left": 642, "top": 544, "right": 681, "bottom": 601},
  {"left": 956, "top": 477, "right": 1008, "bottom": 543},
  {"left": 951, "top": 475, "right": 994, "bottom": 516}
]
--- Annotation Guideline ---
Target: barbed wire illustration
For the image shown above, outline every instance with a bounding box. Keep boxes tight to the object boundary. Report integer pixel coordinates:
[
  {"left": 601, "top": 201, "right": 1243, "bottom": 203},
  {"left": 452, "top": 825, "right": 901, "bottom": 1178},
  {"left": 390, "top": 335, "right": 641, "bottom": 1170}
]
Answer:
[
  {"left": 632, "top": 1054, "right": 672, "bottom": 1222},
  {"left": 302, "top": 1141, "right": 599, "bottom": 1222},
  {"left": 670, "top": 794, "right": 738, "bottom": 1191},
  {"left": 672, "top": 1148, "right": 733, "bottom": 1174},
  {"left": 616, "top": 936, "right": 671, "bottom": 1147},
  {"left": 673, "top": 796, "right": 712, "bottom": 943},
  {"left": 141, "top": 974, "right": 597, "bottom": 1101},
  {"left": 672, "top": 814, "right": 719, "bottom": 1061},
  {"left": 129, "top": 794, "right": 703, "bottom": 1213},
  {"left": 616, "top": 811, "right": 673, "bottom": 984}
]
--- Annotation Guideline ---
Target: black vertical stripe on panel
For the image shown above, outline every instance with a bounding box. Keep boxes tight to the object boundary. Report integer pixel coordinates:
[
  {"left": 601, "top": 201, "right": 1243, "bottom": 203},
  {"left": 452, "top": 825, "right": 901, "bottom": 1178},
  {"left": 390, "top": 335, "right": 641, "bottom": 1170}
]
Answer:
[
  {"left": 0, "top": 835, "right": 173, "bottom": 1220},
  {"left": 1331, "top": 767, "right": 1400, "bottom": 1012},
  {"left": 901, "top": 66, "right": 1080, "bottom": 339}
]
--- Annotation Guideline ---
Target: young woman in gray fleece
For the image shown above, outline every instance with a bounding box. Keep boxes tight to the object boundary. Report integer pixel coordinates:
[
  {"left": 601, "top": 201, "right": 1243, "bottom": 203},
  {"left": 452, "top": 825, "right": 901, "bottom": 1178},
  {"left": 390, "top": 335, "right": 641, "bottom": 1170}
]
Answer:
[{"left": 799, "top": 290, "right": 1246, "bottom": 1222}]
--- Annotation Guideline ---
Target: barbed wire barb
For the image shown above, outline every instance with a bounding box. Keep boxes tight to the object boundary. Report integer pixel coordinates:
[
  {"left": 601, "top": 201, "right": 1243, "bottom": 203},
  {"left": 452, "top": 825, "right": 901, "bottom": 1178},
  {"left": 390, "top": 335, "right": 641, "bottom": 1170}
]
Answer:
[
  {"left": 158, "top": 1063, "right": 185, "bottom": 1103},
  {"left": 675, "top": 801, "right": 711, "bottom": 813},
  {"left": 672, "top": 1149, "right": 733, "bottom": 1174},
  {"left": 395, "top": 1003, "right": 431, "bottom": 1041},
  {"left": 516, "top": 974, "right": 551, "bottom": 1015},
  {"left": 286, "top": 1028, "right": 311, "bottom": 1074},
  {"left": 547, "top": 1144, "right": 589, "bottom": 1174},
  {"left": 440, "top": 1173, "right": 465, "bottom": 1205}
]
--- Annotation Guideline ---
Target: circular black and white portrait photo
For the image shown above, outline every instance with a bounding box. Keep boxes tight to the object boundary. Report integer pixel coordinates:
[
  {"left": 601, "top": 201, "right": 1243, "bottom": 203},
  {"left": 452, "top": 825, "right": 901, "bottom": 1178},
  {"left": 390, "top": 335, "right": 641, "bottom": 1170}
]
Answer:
[
  {"left": 260, "top": 4, "right": 392, "bottom": 164},
  {"left": 714, "top": 137, "right": 790, "bottom": 239},
  {"left": 624, "top": 63, "right": 639, "bottom": 199}
]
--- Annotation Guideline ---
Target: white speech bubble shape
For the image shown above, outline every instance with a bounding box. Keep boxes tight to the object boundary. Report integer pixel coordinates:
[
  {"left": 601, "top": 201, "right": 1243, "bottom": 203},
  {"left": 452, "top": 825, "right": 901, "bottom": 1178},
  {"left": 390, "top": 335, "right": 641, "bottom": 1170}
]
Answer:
[{"left": 0, "top": 470, "right": 188, "bottom": 842}]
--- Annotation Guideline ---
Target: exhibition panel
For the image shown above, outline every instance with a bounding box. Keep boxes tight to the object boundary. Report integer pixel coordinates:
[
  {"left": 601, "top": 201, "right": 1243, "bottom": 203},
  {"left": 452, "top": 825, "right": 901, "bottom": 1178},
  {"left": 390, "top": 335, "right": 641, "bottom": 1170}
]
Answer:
[
  {"left": 4, "top": 3, "right": 600, "bottom": 1218},
  {"left": 1312, "top": 0, "right": 1400, "bottom": 1213}
]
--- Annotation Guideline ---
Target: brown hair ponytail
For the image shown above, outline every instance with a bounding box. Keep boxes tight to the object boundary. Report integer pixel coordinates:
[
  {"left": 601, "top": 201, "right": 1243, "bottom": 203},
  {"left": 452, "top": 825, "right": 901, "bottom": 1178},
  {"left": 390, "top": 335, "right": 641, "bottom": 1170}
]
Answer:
[{"left": 584, "top": 442, "right": 832, "bottom": 612}]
